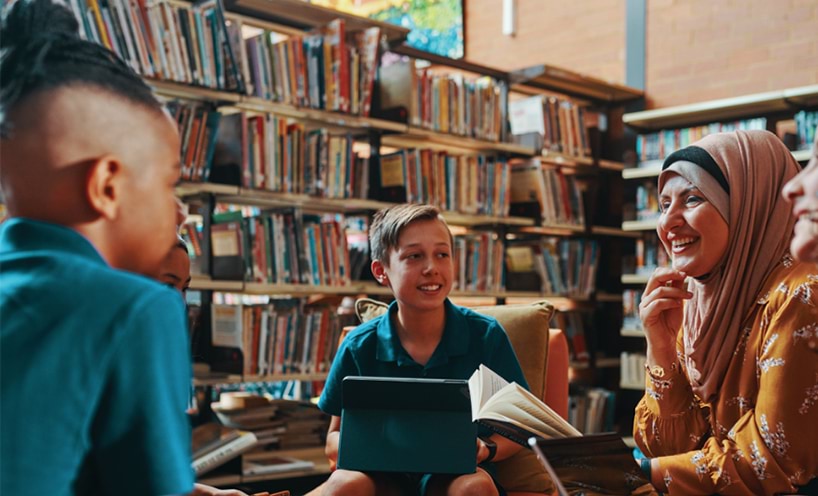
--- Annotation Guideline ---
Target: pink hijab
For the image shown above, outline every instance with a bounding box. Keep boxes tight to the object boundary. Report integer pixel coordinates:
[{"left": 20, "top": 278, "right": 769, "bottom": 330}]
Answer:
[{"left": 658, "top": 130, "right": 800, "bottom": 403}]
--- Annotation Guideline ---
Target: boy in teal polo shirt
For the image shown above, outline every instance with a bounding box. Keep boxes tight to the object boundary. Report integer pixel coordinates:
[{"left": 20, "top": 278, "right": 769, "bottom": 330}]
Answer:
[
  {"left": 0, "top": 1, "right": 194, "bottom": 494},
  {"left": 318, "top": 204, "right": 528, "bottom": 496}
]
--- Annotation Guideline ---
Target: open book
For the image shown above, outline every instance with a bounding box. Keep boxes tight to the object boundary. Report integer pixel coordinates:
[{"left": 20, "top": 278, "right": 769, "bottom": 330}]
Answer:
[{"left": 468, "top": 364, "right": 582, "bottom": 445}]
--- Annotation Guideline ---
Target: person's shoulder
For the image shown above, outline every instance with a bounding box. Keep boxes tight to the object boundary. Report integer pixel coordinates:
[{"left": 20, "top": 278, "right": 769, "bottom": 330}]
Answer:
[
  {"left": 89, "top": 263, "right": 180, "bottom": 305},
  {"left": 453, "top": 303, "right": 500, "bottom": 328}
]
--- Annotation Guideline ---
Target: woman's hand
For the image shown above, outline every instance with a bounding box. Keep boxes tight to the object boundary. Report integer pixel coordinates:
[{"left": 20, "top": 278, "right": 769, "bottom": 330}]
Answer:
[{"left": 640, "top": 268, "right": 691, "bottom": 360}]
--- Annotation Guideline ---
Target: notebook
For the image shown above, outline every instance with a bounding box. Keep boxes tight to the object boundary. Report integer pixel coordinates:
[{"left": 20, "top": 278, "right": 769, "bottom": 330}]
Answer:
[
  {"left": 337, "top": 376, "right": 477, "bottom": 474},
  {"left": 528, "top": 433, "right": 651, "bottom": 495}
]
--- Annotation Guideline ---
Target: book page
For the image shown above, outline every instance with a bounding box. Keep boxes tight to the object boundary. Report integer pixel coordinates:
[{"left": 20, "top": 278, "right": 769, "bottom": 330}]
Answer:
[
  {"left": 478, "top": 383, "right": 581, "bottom": 438},
  {"left": 468, "top": 364, "right": 509, "bottom": 418}
]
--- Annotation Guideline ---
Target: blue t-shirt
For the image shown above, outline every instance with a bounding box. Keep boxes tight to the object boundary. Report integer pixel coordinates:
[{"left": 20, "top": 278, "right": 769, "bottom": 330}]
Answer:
[
  {"left": 0, "top": 219, "right": 194, "bottom": 496},
  {"left": 318, "top": 298, "right": 529, "bottom": 417}
]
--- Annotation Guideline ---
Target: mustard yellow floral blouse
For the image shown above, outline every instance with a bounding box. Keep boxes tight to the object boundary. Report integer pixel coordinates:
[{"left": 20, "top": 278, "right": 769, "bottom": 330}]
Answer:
[{"left": 634, "top": 256, "right": 818, "bottom": 495}]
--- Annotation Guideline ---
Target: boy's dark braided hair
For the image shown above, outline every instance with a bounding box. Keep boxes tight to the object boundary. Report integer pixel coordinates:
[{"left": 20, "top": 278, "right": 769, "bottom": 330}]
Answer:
[{"left": 0, "top": 0, "right": 163, "bottom": 137}]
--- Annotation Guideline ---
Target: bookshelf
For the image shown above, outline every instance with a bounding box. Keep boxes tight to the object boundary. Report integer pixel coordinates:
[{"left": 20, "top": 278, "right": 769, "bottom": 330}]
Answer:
[
  {"left": 66, "top": 0, "right": 646, "bottom": 483},
  {"left": 618, "top": 84, "right": 818, "bottom": 439}
]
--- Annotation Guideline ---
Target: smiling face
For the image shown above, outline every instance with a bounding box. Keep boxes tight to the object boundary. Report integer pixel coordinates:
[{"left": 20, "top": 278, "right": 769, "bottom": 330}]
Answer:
[
  {"left": 657, "top": 173, "right": 729, "bottom": 277},
  {"left": 372, "top": 218, "right": 454, "bottom": 314},
  {"left": 782, "top": 155, "right": 818, "bottom": 263}
]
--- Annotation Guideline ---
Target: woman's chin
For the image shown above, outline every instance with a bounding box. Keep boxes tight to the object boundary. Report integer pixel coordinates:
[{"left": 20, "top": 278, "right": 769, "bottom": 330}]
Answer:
[{"left": 790, "top": 234, "right": 818, "bottom": 264}]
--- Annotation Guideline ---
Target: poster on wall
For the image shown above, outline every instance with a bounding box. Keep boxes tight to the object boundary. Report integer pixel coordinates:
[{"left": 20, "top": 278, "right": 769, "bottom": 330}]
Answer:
[{"left": 310, "top": 0, "right": 465, "bottom": 59}]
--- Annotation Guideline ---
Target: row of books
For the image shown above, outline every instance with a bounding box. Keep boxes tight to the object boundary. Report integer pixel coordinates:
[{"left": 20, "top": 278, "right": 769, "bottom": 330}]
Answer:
[
  {"left": 68, "top": 0, "right": 242, "bottom": 91},
  {"left": 239, "top": 20, "right": 381, "bottom": 116},
  {"left": 210, "top": 300, "right": 344, "bottom": 376},
  {"left": 794, "top": 110, "right": 817, "bottom": 151},
  {"left": 620, "top": 352, "right": 647, "bottom": 387},
  {"left": 634, "top": 117, "right": 767, "bottom": 165},
  {"left": 568, "top": 387, "right": 616, "bottom": 434},
  {"left": 168, "top": 101, "right": 222, "bottom": 182},
  {"left": 453, "top": 232, "right": 506, "bottom": 292},
  {"left": 505, "top": 239, "right": 599, "bottom": 297},
  {"left": 213, "top": 112, "right": 368, "bottom": 198},
  {"left": 211, "top": 208, "right": 351, "bottom": 285},
  {"left": 509, "top": 95, "right": 593, "bottom": 160},
  {"left": 634, "top": 181, "right": 660, "bottom": 221},
  {"left": 379, "top": 59, "right": 508, "bottom": 142},
  {"left": 375, "top": 149, "right": 511, "bottom": 217},
  {"left": 633, "top": 236, "right": 669, "bottom": 275},
  {"left": 622, "top": 289, "right": 643, "bottom": 333},
  {"left": 509, "top": 159, "right": 586, "bottom": 227}
]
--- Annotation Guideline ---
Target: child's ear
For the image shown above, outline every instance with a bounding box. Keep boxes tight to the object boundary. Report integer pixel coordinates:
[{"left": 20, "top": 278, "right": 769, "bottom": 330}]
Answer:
[
  {"left": 371, "top": 259, "right": 388, "bottom": 286},
  {"left": 84, "top": 155, "right": 123, "bottom": 220}
]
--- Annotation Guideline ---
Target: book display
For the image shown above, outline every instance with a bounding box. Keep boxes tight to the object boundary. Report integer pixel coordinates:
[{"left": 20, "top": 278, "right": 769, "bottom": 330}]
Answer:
[{"left": 62, "top": 0, "right": 645, "bottom": 489}]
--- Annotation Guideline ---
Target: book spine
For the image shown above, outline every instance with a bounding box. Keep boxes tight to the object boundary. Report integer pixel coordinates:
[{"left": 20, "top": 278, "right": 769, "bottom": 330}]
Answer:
[{"left": 193, "top": 431, "right": 258, "bottom": 475}]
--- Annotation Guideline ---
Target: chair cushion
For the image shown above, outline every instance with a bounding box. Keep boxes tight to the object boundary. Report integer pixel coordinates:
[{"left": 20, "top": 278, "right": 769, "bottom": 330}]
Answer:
[{"left": 352, "top": 298, "right": 556, "bottom": 493}]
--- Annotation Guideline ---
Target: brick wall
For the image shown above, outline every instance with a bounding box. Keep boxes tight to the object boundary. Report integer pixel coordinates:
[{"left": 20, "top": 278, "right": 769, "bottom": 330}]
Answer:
[
  {"left": 465, "top": 0, "right": 625, "bottom": 86},
  {"left": 465, "top": 0, "right": 818, "bottom": 108}
]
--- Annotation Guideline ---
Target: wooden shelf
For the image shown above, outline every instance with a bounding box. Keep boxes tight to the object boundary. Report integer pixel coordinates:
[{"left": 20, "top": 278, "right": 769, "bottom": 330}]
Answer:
[
  {"left": 189, "top": 277, "right": 245, "bottom": 292},
  {"left": 236, "top": 96, "right": 407, "bottom": 133},
  {"left": 590, "top": 226, "right": 641, "bottom": 238},
  {"left": 597, "top": 293, "right": 623, "bottom": 303},
  {"left": 622, "top": 219, "right": 658, "bottom": 231},
  {"left": 571, "top": 356, "right": 621, "bottom": 370},
  {"left": 793, "top": 148, "right": 813, "bottom": 162},
  {"left": 198, "top": 474, "right": 243, "bottom": 487},
  {"left": 177, "top": 183, "right": 531, "bottom": 227},
  {"left": 598, "top": 159, "right": 625, "bottom": 171},
  {"left": 200, "top": 447, "right": 332, "bottom": 486},
  {"left": 621, "top": 327, "right": 644, "bottom": 338},
  {"left": 383, "top": 128, "right": 535, "bottom": 156},
  {"left": 224, "top": 0, "right": 409, "bottom": 44},
  {"left": 149, "top": 79, "right": 242, "bottom": 103},
  {"left": 621, "top": 274, "right": 650, "bottom": 285},
  {"left": 242, "top": 282, "right": 383, "bottom": 296},
  {"left": 193, "top": 372, "right": 327, "bottom": 386},
  {"left": 623, "top": 84, "right": 818, "bottom": 130},
  {"left": 513, "top": 224, "right": 586, "bottom": 236},
  {"left": 622, "top": 165, "right": 662, "bottom": 180},
  {"left": 539, "top": 150, "right": 594, "bottom": 167},
  {"left": 510, "top": 64, "right": 644, "bottom": 103}
]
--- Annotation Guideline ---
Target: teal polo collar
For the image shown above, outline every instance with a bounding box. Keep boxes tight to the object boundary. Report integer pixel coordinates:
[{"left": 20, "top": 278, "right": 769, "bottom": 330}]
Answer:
[
  {"left": 375, "top": 298, "right": 470, "bottom": 368},
  {"left": 0, "top": 218, "right": 107, "bottom": 265}
]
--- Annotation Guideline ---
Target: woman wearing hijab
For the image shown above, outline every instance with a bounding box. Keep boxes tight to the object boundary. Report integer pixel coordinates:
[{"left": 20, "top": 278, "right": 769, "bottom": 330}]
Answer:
[{"left": 635, "top": 130, "right": 818, "bottom": 495}]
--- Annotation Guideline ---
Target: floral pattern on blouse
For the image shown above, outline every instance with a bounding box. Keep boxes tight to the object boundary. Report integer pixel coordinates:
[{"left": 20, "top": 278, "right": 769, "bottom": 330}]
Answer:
[{"left": 633, "top": 259, "right": 818, "bottom": 495}]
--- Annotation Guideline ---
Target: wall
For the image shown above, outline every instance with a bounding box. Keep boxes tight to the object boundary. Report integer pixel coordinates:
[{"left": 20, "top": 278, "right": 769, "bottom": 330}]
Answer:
[
  {"left": 465, "top": 0, "right": 818, "bottom": 108},
  {"left": 465, "top": 0, "right": 625, "bottom": 86}
]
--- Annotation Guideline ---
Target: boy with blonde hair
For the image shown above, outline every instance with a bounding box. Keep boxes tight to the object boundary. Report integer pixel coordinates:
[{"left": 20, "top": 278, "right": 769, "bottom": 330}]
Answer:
[{"left": 318, "top": 204, "right": 527, "bottom": 496}]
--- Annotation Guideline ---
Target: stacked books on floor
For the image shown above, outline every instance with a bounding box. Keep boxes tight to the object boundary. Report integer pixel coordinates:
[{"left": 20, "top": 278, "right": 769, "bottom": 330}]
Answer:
[{"left": 211, "top": 392, "right": 329, "bottom": 477}]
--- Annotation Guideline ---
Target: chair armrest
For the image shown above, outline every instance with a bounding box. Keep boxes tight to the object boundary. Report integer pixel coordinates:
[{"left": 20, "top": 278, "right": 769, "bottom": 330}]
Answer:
[{"left": 544, "top": 328, "right": 569, "bottom": 420}]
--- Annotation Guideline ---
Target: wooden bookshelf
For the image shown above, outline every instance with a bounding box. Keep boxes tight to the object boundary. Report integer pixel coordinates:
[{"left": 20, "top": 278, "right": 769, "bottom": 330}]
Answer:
[
  {"left": 621, "top": 274, "right": 651, "bottom": 285},
  {"left": 510, "top": 64, "right": 643, "bottom": 103},
  {"left": 622, "top": 165, "right": 662, "bottom": 180},
  {"left": 597, "top": 293, "right": 624, "bottom": 303},
  {"left": 540, "top": 149, "right": 595, "bottom": 167},
  {"left": 590, "top": 226, "right": 641, "bottom": 238},
  {"left": 192, "top": 372, "right": 328, "bottom": 386},
  {"left": 598, "top": 159, "right": 625, "bottom": 171},
  {"left": 513, "top": 225, "right": 586, "bottom": 237},
  {"left": 623, "top": 84, "right": 818, "bottom": 130},
  {"left": 622, "top": 219, "right": 659, "bottom": 231},
  {"left": 382, "top": 128, "right": 536, "bottom": 156}
]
